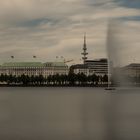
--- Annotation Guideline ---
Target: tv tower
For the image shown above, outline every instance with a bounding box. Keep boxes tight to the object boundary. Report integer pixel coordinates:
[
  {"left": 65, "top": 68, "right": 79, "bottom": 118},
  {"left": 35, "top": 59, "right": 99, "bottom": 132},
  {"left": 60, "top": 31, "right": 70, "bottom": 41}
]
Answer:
[{"left": 81, "top": 33, "right": 88, "bottom": 64}]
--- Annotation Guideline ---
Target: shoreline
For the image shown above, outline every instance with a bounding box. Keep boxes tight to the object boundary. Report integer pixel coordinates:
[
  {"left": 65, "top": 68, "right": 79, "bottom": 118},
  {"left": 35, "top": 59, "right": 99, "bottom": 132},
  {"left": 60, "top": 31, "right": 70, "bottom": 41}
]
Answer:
[
  {"left": 0, "top": 84, "right": 139, "bottom": 88},
  {"left": 0, "top": 84, "right": 108, "bottom": 87}
]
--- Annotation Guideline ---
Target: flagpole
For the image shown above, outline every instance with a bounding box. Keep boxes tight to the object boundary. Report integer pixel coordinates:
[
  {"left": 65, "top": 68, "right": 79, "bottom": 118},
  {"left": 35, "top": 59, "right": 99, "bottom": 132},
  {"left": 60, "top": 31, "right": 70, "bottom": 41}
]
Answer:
[
  {"left": 33, "top": 55, "right": 37, "bottom": 61},
  {"left": 10, "top": 56, "right": 14, "bottom": 62}
]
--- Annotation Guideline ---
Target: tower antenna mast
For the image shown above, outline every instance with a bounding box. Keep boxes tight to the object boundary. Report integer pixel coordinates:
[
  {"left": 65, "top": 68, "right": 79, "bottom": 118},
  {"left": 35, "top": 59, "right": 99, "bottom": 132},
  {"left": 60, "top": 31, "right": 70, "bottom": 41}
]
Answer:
[{"left": 81, "top": 33, "right": 88, "bottom": 64}]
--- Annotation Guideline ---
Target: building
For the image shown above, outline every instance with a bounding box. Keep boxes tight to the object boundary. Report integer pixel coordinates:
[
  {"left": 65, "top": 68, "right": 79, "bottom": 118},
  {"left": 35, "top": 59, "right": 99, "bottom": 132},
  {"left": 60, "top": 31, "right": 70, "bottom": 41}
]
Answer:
[
  {"left": 70, "top": 64, "right": 89, "bottom": 76},
  {"left": 0, "top": 62, "right": 69, "bottom": 77},
  {"left": 70, "top": 58, "right": 108, "bottom": 76},
  {"left": 44, "top": 62, "right": 69, "bottom": 76},
  {"left": 73, "top": 34, "right": 108, "bottom": 76},
  {"left": 85, "top": 58, "right": 108, "bottom": 76},
  {"left": 123, "top": 63, "right": 140, "bottom": 77}
]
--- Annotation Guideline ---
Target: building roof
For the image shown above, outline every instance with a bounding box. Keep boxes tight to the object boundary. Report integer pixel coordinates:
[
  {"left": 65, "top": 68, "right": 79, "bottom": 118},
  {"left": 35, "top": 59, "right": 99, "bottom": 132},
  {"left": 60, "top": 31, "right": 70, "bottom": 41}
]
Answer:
[
  {"left": 44, "top": 62, "right": 67, "bottom": 67},
  {"left": 85, "top": 58, "right": 108, "bottom": 63},
  {"left": 2, "top": 62, "right": 44, "bottom": 67},
  {"left": 1, "top": 62, "right": 68, "bottom": 67},
  {"left": 70, "top": 64, "right": 88, "bottom": 69},
  {"left": 125, "top": 63, "right": 140, "bottom": 68}
]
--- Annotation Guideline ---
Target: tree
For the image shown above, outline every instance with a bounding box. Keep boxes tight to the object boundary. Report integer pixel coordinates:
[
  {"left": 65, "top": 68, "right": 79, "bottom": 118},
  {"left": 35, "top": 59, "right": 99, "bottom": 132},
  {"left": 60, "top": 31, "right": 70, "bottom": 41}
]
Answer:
[
  {"left": 68, "top": 72, "right": 77, "bottom": 85},
  {"left": 76, "top": 73, "right": 87, "bottom": 85},
  {"left": 30, "top": 75, "right": 35, "bottom": 85},
  {"left": 47, "top": 75, "right": 52, "bottom": 85},
  {"left": 7, "top": 74, "right": 14, "bottom": 84},
  {"left": 102, "top": 74, "right": 108, "bottom": 84},
  {"left": 38, "top": 75, "right": 44, "bottom": 85},
  {"left": 0, "top": 74, "right": 5, "bottom": 83},
  {"left": 87, "top": 75, "right": 92, "bottom": 85},
  {"left": 20, "top": 74, "right": 30, "bottom": 85}
]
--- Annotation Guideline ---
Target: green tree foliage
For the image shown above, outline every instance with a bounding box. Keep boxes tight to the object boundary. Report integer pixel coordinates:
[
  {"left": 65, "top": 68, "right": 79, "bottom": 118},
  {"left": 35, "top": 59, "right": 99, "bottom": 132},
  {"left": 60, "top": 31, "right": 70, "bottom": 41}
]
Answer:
[
  {"left": 68, "top": 73, "right": 77, "bottom": 85},
  {"left": 0, "top": 73, "right": 125, "bottom": 86},
  {"left": 102, "top": 74, "right": 108, "bottom": 84}
]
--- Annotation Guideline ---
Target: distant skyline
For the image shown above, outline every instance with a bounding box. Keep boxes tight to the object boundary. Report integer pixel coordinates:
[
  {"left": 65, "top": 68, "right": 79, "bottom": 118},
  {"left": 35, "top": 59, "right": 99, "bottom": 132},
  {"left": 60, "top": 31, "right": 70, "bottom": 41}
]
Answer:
[{"left": 0, "top": 0, "right": 140, "bottom": 65}]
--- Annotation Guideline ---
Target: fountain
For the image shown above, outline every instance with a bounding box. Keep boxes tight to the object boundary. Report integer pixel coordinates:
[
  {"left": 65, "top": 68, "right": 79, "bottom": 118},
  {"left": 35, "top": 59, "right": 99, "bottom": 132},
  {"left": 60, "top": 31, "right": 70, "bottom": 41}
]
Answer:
[{"left": 106, "top": 19, "right": 133, "bottom": 88}]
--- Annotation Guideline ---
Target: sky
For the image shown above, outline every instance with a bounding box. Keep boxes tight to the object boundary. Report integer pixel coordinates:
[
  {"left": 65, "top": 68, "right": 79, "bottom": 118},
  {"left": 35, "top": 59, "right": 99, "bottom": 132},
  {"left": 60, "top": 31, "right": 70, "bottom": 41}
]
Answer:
[{"left": 0, "top": 0, "right": 140, "bottom": 65}]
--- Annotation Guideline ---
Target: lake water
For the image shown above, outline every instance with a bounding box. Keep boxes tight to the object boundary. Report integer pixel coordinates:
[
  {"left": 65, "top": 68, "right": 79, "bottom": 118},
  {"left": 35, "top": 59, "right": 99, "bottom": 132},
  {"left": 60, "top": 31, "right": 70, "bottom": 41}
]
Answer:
[{"left": 0, "top": 87, "right": 140, "bottom": 140}]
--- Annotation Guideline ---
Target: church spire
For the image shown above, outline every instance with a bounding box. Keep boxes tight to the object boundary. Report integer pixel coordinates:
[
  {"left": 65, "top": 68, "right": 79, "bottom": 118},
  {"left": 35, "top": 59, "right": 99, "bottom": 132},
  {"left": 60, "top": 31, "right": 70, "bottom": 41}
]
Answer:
[{"left": 81, "top": 33, "right": 88, "bottom": 64}]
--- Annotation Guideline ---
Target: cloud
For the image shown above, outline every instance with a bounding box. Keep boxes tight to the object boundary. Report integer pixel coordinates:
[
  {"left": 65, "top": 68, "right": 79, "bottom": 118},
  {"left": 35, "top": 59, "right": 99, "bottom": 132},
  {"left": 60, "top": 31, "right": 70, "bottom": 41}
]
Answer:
[
  {"left": 113, "top": 0, "right": 140, "bottom": 9},
  {"left": 107, "top": 19, "right": 140, "bottom": 66},
  {"left": 0, "top": 0, "right": 139, "bottom": 65}
]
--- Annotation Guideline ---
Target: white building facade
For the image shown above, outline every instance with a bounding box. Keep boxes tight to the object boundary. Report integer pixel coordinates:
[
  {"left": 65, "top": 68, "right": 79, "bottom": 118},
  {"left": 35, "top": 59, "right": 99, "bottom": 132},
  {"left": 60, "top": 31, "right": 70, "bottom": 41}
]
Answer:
[
  {"left": 0, "top": 62, "right": 69, "bottom": 77},
  {"left": 70, "top": 58, "right": 108, "bottom": 76}
]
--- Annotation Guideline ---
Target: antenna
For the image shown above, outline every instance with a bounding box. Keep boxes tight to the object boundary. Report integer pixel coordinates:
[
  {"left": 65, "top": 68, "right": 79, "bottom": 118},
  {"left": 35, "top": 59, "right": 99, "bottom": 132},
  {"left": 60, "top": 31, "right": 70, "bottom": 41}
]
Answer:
[{"left": 81, "top": 33, "right": 88, "bottom": 64}]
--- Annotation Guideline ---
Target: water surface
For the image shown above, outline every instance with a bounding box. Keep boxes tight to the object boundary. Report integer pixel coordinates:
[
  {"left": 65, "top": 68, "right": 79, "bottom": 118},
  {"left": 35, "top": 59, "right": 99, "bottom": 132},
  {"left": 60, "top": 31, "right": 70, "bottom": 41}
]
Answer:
[{"left": 0, "top": 87, "right": 140, "bottom": 140}]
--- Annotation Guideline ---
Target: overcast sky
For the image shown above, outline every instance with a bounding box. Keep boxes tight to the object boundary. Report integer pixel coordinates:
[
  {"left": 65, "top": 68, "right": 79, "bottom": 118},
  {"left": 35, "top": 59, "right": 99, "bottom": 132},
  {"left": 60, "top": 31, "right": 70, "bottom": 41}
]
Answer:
[{"left": 0, "top": 0, "right": 140, "bottom": 65}]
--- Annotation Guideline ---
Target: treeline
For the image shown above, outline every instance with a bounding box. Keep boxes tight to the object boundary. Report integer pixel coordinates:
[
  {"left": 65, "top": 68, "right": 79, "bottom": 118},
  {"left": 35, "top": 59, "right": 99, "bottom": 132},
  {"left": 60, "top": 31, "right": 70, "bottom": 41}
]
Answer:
[{"left": 0, "top": 73, "right": 108, "bottom": 86}]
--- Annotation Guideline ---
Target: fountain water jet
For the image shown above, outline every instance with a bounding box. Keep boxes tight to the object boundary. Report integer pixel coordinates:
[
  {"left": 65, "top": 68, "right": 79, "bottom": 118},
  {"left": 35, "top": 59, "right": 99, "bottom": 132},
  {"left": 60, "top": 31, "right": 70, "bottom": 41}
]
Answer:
[{"left": 106, "top": 19, "right": 133, "bottom": 88}]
